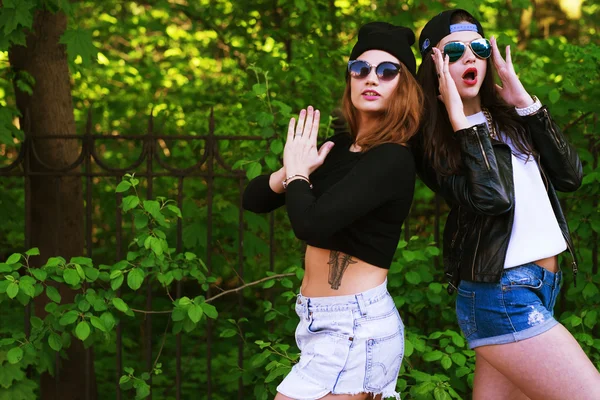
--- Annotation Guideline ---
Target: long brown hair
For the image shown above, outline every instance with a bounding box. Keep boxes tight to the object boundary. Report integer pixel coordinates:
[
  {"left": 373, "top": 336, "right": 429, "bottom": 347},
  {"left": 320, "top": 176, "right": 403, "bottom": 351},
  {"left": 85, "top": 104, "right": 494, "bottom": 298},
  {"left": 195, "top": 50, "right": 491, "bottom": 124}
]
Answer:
[
  {"left": 416, "top": 11, "right": 534, "bottom": 175},
  {"left": 341, "top": 63, "right": 423, "bottom": 151}
]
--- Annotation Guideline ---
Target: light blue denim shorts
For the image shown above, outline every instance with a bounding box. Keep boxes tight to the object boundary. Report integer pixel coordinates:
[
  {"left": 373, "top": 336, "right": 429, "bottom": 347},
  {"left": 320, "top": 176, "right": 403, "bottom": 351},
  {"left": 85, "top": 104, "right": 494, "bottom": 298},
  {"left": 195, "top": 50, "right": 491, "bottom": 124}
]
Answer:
[
  {"left": 277, "top": 280, "right": 403, "bottom": 400},
  {"left": 456, "top": 263, "right": 562, "bottom": 349}
]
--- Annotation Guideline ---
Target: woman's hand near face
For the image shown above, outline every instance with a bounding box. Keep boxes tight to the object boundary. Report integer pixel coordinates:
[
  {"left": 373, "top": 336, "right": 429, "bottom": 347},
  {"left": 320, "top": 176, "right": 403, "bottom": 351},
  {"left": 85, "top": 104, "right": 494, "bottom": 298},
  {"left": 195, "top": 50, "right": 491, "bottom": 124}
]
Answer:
[
  {"left": 283, "top": 106, "right": 335, "bottom": 179},
  {"left": 490, "top": 36, "right": 534, "bottom": 108},
  {"left": 432, "top": 47, "right": 469, "bottom": 131}
]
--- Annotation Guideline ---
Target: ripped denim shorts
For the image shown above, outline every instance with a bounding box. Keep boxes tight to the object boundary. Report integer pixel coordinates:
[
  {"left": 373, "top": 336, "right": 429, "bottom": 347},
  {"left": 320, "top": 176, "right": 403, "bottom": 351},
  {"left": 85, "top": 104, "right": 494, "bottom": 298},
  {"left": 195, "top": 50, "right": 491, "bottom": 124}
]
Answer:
[
  {"left": 456, "top": 263, "right": 562, "bottom": 349},
  {"left": 276, "top": 279, "right": 403, "bottom": 400}
]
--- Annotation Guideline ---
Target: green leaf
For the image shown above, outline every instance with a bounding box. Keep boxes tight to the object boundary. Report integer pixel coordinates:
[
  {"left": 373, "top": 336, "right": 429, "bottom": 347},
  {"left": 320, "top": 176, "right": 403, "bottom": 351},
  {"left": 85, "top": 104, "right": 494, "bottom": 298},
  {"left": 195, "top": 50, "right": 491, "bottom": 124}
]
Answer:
[
  {"left": 252, "top": 83, "right": 267, "bottom": 96},
  {"left": 25, "top": 248, "right": 40, "bottom": 256},
  {"left": 18, "top": 280, "right": 35, "bottom": 297},
  {"left": 31, "top": 268, "right": 47, "bottom": 281},
  {"left": 84, "top": 267, "right": 100, "bottom": 282},
  {"left": 90, "top": 316, "right": 107, "bottom": 332},
  {"left": 46, "top": 286, "right": 61, "bottom": 303},
  {"left": 127, "top": 268, "right": 145, "bottom": 290},
  {"left": 220, "top": 328, "right": 237, "bottom": 338},
  {"left": 59, "top": 311, "right": 79, "bottom": 325},
  {"left": 584, "top": 310, "right": 598, "bottom": 329},
  {"left": 59, "top": 28, "right": 98, "bottom": 65},
  {"left": 166, "top": 204, "right": 182, "bottom": 218},
  {"left": 423, "top": 350, "right": 444, "bottom": 362},
  {"left": 48, "top": 332, "right": 63, "bottom": 351},
  {"left": 548, "top": 89, "right": 560, "bottom": 104},
  {"left": 171, "top": 307, "right": 187, "bottom": 322},
  {"left": 116, "top": 181, "right": 132, "bottom": 193},
  {"left": 6, "top": 253, "right": 21, "bottom": 264},
  {"left": 441, "top": 355, "right": 452, "bottom": 370},
  {"left": 7, "top": 282, "right": 19, "bottom": 299},
  {"left": 7, "top": 347, "right": 23, "bottom": 364},
  {"left": 188, "top": 304, "right": 203, "bottom": 323},
  {"left": 269, "top": 139, "right": 284, "bottom": 155},
  {"left": 450, "top": 352, "right": 466, "bottom": 366},
  {"left": 75, "top": 321, "right": 91, "bottom": 341},
  {"left": 134, "top": 212, "right": 149, "bottom": 229},
  {"left": 405, "top": 270, "right": 421, "bottom": 284},
  {"left": 433, "top": 387, "right": 451, "bottom": 400},
  {"left": 100, "top": 312, "right": 116, "bottom": 331},
  {"left": 122, "top": 195, "right": 140, "bottom": 212},
  {"left": 112, "top": 298, "right": 129, "bottom": 312},
  {"left": 75, "top": 264, "right": 86, "bottom": 280},
  {"left": 63, "top": 269, "right": 81, "bottom": 286},
  {"left": 201, "top": 303, "right": 218, "bottom": 319},
  {"left": 582, "top": 282, "right": 599, "bottom": 299},
  {"left": 247, "top": 162, "right": 262, "bottom": 180},
  {"left": 30, "top": 316, "right": 43, "bottom": 329},
  {"left": 111, "top": 274, "right": 124, "bottom": 291}
]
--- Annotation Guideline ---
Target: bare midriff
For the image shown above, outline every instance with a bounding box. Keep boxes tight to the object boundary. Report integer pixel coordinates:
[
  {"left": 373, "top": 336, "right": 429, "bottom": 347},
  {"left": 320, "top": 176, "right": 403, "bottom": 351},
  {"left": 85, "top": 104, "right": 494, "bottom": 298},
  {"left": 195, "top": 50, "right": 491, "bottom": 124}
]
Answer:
[
  {"left": 533, "top": 255, "right": 559, "bottom": 273},
  {"left": 300, "top": 245, "right": 389, "bottom": 297}
]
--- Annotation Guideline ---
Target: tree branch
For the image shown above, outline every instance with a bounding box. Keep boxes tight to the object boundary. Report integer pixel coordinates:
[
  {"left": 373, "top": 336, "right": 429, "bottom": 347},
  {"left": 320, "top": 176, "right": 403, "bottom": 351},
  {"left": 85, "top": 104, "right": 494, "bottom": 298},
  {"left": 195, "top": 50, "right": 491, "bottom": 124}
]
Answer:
[{"left": 128, "top": 272, "right": 296, "bottom": 314}]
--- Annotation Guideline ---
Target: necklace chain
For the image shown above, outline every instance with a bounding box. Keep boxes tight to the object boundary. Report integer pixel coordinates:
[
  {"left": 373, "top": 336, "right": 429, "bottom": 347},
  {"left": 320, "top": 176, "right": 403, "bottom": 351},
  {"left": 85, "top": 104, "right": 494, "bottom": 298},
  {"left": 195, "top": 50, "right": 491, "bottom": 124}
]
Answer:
[{"left": 482, "top": 108, "right": 498, "bottom": 140}]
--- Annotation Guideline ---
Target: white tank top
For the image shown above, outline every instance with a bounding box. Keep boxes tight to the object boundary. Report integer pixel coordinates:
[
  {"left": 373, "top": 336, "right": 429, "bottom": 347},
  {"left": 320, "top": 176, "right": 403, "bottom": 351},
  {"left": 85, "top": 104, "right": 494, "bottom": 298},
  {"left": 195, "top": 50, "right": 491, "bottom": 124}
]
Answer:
[{"left": 466, "top": 112, "right": 566, "bottom": 269}]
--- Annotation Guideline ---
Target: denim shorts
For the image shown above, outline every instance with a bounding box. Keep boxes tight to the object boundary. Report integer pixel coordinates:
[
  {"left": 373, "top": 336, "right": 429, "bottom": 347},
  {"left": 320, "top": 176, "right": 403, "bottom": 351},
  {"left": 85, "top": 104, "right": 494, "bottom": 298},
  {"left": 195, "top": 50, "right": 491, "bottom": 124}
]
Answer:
[
  {"left": 456, "top": 263, "right": 562, "bottom": 349},
  {"left": 277, "top": 280, "right": 403, "bottom": 400}
]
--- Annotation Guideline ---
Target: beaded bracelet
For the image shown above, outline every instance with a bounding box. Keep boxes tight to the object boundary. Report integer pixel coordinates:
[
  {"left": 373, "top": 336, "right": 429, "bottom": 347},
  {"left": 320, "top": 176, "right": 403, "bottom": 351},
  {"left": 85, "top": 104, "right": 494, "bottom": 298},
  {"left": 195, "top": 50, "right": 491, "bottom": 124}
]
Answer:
[
  {"left": 515, "top": 95, "right": 542, "bottom": 116},
  {"left": 282, "top": 174, "right": 313, "bottom": 189}
]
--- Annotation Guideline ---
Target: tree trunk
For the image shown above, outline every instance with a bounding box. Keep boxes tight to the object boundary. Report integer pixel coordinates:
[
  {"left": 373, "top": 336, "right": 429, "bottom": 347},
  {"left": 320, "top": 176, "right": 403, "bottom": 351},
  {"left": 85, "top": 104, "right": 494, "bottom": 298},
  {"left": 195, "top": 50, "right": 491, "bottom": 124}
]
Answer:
[{"left": 8, "top": 9, "right": 97, "bottom": 400}]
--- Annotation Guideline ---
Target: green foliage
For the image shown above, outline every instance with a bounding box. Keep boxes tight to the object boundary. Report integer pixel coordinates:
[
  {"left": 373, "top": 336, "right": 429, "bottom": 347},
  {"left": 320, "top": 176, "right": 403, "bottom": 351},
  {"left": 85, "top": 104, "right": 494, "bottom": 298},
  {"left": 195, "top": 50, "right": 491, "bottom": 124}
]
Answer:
[{"left": 0, "top": 0, "right": 598, "bottom": 399}]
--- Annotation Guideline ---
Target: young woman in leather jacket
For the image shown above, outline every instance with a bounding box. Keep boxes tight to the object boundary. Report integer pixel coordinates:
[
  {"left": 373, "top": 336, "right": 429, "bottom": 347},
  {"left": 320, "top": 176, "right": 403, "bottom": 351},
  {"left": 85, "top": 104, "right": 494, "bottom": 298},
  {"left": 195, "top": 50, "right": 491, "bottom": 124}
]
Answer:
[{"left": 414, "top": 8, "right": 600, "bottom": 399}]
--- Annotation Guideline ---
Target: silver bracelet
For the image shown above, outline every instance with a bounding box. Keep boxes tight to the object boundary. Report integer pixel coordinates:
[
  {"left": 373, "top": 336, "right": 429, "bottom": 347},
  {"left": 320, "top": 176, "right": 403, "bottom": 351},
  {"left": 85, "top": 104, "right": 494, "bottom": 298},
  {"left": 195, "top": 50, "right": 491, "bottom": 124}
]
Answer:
[{"left": 515, "top": 95, "right": 542, "bottom": 116}]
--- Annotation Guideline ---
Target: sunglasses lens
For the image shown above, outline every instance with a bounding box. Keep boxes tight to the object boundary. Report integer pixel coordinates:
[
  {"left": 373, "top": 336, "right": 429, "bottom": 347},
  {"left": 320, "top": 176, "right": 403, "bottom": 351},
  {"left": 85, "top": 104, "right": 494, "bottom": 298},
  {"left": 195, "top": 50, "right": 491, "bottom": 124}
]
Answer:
[
  {"left": 443, "top": 42, "right": 466, "bottom": 63},
  {"left": 348, "top": 61, "right": 371, "bottom": 78},
  {"left": 376, "top": 62, "right": 400, "bottom": 81},
  {"left": 471, "top": 38, "right": 491, "bottom": 59}
]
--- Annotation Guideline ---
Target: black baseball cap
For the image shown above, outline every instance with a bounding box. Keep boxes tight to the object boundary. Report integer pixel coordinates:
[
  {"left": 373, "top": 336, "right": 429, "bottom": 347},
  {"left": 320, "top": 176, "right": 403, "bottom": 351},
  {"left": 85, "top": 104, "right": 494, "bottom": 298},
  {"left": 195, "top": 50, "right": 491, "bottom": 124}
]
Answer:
[
  {"left": 350, "top": 22, "right": 417, "bottom": 75},
  {"left": 418, "top": 9, "right": 484, "bottom": 56}
]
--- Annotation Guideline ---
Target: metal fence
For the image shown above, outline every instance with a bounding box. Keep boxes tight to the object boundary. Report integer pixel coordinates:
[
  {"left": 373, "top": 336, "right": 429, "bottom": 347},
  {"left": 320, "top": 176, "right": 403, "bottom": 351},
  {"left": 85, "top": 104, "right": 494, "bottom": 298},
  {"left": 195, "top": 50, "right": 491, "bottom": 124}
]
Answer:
[{"left": 0, "top": 109, "right": 597, "bottom": 399}]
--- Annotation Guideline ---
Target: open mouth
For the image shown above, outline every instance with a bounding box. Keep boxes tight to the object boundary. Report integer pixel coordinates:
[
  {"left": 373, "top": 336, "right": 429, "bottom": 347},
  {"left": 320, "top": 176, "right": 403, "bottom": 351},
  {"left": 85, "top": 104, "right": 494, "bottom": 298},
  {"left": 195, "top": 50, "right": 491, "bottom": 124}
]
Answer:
[
  {"left": 462, "top": 68, "right": 478, "bottom": 83},
  {"left": 362, "top": 91, "right": 380, "bottom": 96}
]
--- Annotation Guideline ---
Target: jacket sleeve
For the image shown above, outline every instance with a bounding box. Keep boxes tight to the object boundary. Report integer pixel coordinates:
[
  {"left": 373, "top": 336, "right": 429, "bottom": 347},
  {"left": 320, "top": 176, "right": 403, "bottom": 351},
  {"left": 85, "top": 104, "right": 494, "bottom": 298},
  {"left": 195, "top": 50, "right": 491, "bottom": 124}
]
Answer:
[
  {"left": 522, "top": 106, "right": 583, "bottom": 192},
  {"left": 285, "top": 144, "right": 414, "bottom": 242},
  {"left": 415, "top": 123, "right": 513, "bottom": 216},
  {"left": 242, "top": 174, "right": 285, "bottom": 214}
]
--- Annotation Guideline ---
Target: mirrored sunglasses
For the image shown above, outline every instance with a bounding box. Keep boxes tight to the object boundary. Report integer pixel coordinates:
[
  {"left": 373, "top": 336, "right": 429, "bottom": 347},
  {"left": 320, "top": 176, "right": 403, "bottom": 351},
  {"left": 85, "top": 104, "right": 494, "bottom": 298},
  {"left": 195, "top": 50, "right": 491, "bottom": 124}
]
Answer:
[
  {"left": 347, "top": 60, "right": 402, "bottom": 81},
  {"left": 442, "top": 38, "right": 491, "bottom": 63}
]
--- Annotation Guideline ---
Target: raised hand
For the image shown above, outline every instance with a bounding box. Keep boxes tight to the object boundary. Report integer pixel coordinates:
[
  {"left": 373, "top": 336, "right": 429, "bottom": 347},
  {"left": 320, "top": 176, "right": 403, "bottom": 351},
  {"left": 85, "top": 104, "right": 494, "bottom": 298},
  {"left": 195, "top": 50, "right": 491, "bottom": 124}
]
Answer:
[
  {"left": 490, "top": 36, "right": 533, "bottom": 108},
  {"left": 283, "top": 106, "right": 334, "bottom": 179},
  {"left": 432, "top": 47, "right": 469, "bottom": 131}
]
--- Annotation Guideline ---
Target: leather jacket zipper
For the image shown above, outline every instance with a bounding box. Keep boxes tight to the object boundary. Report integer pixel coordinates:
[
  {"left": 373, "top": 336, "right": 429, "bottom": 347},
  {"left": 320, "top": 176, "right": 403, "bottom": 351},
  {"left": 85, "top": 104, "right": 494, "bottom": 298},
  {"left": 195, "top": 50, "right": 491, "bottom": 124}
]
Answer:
[
  {"left": 475, "top": 127, "right": 491, "bottom": 170},
  {"left": 450, "top": 206, "right": 461, "bottom": 249},
  {"left": 471, "top": 224, "right": 482, "bottom": 281},
  {"left": 566, "top": 239, "right": 578, "bottom": 286}
]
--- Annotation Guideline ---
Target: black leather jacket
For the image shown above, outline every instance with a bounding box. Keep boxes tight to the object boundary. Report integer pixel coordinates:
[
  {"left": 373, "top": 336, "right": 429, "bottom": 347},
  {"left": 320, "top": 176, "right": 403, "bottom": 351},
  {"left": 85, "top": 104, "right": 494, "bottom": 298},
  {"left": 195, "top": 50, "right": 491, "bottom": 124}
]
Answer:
[{"left": 415, "top": 106, "right": 583, "bottom": 291}]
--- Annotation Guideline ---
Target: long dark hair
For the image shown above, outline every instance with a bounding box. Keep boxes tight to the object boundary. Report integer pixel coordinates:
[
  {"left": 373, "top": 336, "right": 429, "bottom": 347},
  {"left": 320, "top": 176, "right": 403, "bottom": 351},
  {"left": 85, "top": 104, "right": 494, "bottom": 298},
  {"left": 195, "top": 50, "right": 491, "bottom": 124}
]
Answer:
[
  {"left": 342, "top": 63, "right": 423, "bottom": 151},
  {"left": 416, "top": 11, "right": 534, "bottom": 175}
]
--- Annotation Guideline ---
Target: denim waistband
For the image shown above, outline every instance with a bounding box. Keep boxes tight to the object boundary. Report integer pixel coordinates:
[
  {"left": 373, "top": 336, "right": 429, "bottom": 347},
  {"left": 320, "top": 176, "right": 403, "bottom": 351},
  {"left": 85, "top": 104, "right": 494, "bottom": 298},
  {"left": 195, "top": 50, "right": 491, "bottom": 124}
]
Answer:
[
  {"left": 296, "top": 279, "right": 389, "bottom": 315},
  {"left": 508, "top": 262, "right": 562, "bottom": 288}
]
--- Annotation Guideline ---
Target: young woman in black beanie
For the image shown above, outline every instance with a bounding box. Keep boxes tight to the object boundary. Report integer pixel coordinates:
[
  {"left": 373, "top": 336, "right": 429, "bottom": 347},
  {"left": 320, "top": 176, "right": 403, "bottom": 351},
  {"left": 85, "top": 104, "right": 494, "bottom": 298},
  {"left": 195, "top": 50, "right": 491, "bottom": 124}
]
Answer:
[
  {"left": 414, "top": 8, "right": 600, "bottom": 399},
  {"left": 243, "top": 22, "right": 422, "bottom": 400}
]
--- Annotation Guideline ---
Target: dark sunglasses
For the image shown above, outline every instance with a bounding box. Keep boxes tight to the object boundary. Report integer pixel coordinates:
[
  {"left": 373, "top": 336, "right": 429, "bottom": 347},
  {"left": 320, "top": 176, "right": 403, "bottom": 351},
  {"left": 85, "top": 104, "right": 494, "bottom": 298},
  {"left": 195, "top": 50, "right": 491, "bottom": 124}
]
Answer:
[
  {"left": 442, "top": 38, "right": 491, "bottom": 63},
  {"left": 347, "top": 60, "right": 402, "bottom": 81}
]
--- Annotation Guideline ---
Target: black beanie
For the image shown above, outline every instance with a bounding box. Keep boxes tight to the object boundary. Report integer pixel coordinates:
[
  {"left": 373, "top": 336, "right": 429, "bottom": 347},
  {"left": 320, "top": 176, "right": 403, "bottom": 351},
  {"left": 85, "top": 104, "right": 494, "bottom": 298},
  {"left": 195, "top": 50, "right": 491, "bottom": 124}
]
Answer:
[
  {"left": 350, "top": 22, "right": 417, "bottom": 76},
  {"left": 418, "top": 9, "right": 484, "bottom": 56}
]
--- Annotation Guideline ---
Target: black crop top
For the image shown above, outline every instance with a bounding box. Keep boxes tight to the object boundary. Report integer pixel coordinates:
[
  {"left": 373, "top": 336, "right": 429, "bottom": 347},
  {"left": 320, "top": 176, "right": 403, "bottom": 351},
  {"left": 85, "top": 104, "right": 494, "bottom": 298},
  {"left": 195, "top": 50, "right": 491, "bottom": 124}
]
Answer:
[{"left": 242, "top": 132, "right": 415, "bottom": 269}]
